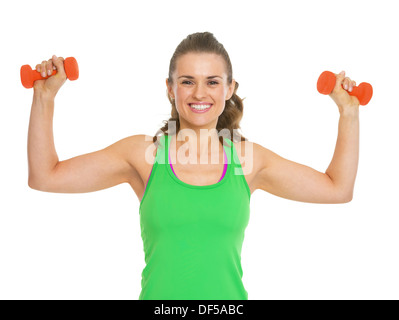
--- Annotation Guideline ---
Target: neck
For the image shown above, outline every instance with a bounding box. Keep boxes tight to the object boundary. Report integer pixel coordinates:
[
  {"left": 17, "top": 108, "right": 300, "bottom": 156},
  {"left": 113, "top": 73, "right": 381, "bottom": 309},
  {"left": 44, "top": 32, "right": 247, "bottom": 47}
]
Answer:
[{"left": 172, "top": 125, "right": 223, "bottom": 164}]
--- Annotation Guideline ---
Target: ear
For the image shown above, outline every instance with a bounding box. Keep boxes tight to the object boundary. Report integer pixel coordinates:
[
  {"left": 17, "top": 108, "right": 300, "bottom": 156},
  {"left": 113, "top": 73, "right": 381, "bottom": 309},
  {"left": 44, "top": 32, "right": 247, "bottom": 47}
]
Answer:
[
  {"left": 226, "top": 79, "right": 236, "bottom": 101},
  {"left": 166, "top": 78, "right": 174, "bottom": 99}
]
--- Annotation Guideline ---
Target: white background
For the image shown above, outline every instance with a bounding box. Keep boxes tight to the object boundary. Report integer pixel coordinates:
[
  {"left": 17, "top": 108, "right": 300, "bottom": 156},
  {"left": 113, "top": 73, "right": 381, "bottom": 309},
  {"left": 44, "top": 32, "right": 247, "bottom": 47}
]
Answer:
[{"left": 1, "top": 0, "right": 398, "bottom": 300}]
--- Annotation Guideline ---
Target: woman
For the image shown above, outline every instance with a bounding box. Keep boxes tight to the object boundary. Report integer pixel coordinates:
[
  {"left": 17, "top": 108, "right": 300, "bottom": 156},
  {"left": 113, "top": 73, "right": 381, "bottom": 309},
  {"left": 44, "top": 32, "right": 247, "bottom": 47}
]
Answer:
[{"left": 28, "top": 32, "right": 359, "bottom": 299}]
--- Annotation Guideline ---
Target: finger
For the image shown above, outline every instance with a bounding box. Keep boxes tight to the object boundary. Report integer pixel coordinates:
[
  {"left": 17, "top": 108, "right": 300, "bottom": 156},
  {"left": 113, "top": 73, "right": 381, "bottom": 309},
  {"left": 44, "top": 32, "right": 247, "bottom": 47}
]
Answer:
[
  {"left": 348, "top": 79, "right": 355, "bottom": 92},
  {"left": 52, "top": 55, "right": 66, "bottom": 76},
  {"left": 343, "top": 77, "right": 349, "bottom": 90},
  {"left": 41, "top": 60, "right": 47, "bottom": 78},
  {"left": 346, "top": 77, "right": 354, "bottom": 92},
  {"left": 46, "top": 59, "right": 53, "bottom": 76},
  {"left": 335, "top": 70, "right": 345, "bottom": 88},
  {"left": 344, "top": 77, "right": 352, "bottom": 91},
  {"left": 36, "top": 64, "right": 41, "bottom": 73}
]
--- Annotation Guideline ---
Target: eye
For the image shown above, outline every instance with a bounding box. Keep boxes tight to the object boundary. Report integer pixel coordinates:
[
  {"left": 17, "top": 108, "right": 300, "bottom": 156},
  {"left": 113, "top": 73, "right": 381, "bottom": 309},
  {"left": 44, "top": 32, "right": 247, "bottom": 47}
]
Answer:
[
  {"left": 209, "top": 81, "right": 219, "bottom": 85},
  {"left": 182, "top": 80, "right": 192, "bottom": 85}
]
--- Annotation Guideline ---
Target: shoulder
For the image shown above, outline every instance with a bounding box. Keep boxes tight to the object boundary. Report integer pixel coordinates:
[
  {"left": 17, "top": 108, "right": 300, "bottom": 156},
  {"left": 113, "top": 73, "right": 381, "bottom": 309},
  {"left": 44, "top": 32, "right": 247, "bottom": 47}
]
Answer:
[
  {"left": 232, "top": 138, "right": 265, "bottom": 164},
  {"left": 127, "top": 133, "right": 158, "bottom": 160},
  {"left": 231, "top": 138, "right": 261, "bottom": 175},
  {"left": 112, "top": 134, "right": 156, "bottom": 154},
  {"left": 111, "top": 134, "right": 158, "bottom": 172},
  {"left": 232, "top": 138, "right": 275, "bottom": 179}
]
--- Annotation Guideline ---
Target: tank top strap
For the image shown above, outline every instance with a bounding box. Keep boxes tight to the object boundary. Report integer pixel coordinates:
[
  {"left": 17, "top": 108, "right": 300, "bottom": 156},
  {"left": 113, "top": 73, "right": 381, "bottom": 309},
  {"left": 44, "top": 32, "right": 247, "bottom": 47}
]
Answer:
[
  {"left": 224, "top": 136, "right": 251, "bottom": 199},
  {"left": 152, "top": 134, "right": 167, "bottom": 165}
]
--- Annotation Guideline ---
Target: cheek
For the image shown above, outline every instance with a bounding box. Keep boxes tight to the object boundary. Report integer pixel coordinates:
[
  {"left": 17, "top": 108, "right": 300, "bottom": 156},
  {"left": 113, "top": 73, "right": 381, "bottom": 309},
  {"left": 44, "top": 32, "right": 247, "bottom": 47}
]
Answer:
[
  {"left": 176, "top": 87, "right": 189, "bottom": 99},
  {"left": 217, "top": 88, "right": 228, "bottom": 103}
]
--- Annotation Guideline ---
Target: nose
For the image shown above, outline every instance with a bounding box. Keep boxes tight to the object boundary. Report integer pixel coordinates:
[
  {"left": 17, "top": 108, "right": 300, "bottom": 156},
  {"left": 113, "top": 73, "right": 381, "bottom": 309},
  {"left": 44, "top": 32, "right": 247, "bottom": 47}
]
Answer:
[{"left": 193, "top": 82, "right": 208, "bottom": 100}]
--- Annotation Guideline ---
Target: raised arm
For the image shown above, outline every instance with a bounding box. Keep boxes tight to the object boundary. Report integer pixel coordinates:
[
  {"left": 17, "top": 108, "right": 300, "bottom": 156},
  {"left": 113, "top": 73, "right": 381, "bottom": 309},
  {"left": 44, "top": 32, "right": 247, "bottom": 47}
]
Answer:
[
  {"left": 253, "top": 71, "right": 359, "bottom": 204},
  {"left": 27, "top": 55, "right": 142, "bottom": 193}
]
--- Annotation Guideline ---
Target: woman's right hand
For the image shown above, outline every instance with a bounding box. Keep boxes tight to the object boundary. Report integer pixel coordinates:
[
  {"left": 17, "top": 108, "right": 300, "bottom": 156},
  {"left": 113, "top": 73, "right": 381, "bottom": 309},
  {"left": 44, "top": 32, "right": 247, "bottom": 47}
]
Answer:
[{"left": 33, "top": 55, "right": 67, "bottom": 98}]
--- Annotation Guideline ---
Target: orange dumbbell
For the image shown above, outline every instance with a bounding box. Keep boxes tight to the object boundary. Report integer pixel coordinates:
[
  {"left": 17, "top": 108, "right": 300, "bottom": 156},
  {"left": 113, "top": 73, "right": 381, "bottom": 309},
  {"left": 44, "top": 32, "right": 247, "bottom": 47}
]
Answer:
[
  {"left": 317, "top": 71, "right": 373, "bottom": 106},
  {"left": 20, "top": 57, "right": 79, "bottom": 89}
]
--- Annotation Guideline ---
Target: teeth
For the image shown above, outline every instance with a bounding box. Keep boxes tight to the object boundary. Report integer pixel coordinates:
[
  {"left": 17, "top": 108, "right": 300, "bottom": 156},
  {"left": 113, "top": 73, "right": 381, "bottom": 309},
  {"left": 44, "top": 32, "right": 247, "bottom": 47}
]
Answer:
[{"left": 190, "top": 104, "right": 212, "bottom": 110}]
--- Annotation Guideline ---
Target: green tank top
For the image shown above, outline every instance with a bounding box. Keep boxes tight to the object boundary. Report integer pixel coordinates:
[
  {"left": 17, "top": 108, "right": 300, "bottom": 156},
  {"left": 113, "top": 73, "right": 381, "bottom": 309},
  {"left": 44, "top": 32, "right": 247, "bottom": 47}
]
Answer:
[{"left": 139, "top": 134, "right": 251, "bottom": 299}]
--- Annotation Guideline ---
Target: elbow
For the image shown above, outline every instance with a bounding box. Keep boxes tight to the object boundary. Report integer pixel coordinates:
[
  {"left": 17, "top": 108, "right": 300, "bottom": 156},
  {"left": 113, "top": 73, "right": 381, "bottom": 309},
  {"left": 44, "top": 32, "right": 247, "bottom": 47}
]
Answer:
[
  {"left": 28, "top": 176, "right": 47, "bottom": 191},
  {"left": 28, "top": 169, "right": 58, "bottom": 192},
  {"left": 28, "top": 177, "right": 41, "bottom": 190},
  {"left": 340, "top": 192, "right": 353, "bottom": 203},
  {"left": 28, "top": 169, "right": 41, "bottom": 190}
]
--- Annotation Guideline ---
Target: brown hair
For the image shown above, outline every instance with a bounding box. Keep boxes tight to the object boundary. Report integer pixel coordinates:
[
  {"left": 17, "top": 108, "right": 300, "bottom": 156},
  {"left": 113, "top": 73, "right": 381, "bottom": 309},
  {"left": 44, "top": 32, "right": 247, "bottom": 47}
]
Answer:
[{"left": 152, "top": 31, "right": 247, "bottom": 147}]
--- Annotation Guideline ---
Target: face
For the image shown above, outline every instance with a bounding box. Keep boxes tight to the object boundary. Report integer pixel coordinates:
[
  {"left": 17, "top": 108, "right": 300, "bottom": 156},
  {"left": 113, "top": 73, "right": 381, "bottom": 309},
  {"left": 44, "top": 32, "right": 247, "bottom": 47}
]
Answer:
[{"left": 166, "top": 52, "right": 235, "bottom": 131}]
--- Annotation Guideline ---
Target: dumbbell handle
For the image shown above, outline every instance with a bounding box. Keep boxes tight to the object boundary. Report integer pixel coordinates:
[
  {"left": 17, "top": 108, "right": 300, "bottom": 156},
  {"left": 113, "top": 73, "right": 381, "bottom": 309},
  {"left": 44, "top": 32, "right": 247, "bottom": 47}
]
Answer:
[
  {"left": 317, "top": 71, "right": 373, "bottom": 106},
  {"left": 20, "top": 57, "right": 79, "bottom": 89}
]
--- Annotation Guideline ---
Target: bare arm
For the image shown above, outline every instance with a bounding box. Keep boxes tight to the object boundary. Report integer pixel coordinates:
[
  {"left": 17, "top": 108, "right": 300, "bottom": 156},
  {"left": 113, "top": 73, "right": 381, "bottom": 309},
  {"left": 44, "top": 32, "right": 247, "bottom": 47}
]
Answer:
[
  {"left": 254, "top": 71, "right": 360, "bottom": 203},
  {"left": 27, "top": 91, "right": 59, "bottom": 186},
  {"left": 325, "top": 108, "right": 359, "bottom": 200},
  {"left": 27, "top": 55, "right": 142, "bottom": 193},
  {"left": 253, "top": 144, "right": 344, "bottom": 204},
  {"left": 28, "top": 55, "right": 66, "bottom": 187}
]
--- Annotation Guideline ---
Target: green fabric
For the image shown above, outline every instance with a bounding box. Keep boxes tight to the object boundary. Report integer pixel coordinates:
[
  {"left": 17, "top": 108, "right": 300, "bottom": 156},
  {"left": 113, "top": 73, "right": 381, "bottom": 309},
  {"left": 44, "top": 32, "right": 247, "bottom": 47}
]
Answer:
[{"left": 139, "top": 134, "right": 251, "bottom": 300}]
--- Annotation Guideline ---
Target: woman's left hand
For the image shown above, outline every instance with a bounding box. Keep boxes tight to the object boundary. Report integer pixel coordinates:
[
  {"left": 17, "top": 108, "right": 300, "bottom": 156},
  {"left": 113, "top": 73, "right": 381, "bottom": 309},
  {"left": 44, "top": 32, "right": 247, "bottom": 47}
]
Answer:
[{"left": 329, "top": 71, "right": 360, "bottom": 114}]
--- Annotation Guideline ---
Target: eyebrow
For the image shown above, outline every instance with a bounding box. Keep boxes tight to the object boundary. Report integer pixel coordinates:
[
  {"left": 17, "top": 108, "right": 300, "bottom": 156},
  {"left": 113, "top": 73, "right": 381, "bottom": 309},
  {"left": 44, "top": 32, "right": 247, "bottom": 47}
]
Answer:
[{"left": 178, "top": 75, "right": 223, "bottom": 79}]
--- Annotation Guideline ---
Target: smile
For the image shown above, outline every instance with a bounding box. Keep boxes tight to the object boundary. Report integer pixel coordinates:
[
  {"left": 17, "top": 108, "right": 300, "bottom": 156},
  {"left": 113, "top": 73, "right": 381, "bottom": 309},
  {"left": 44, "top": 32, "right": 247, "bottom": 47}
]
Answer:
[{"left": 189, "top": 104, "right": 213, "bottom": 113}]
